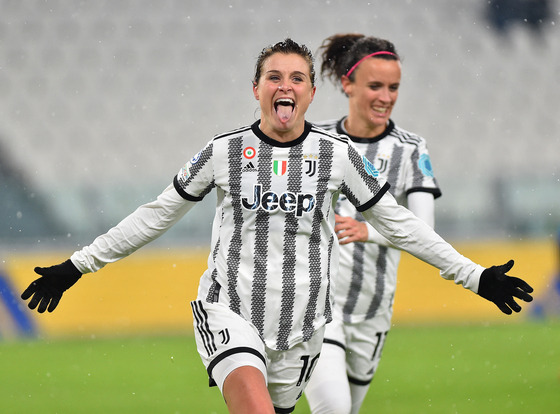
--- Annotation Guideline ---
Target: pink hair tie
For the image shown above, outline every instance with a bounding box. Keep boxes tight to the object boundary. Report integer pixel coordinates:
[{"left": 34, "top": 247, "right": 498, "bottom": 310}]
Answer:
[{"left": 346, "top": 51, "right": 398, "bottom": 77}]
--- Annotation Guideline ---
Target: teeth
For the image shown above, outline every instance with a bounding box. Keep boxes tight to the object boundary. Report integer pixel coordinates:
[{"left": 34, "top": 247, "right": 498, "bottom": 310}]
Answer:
[
  {"left": 276, "top": 98, "right": 295, "bottom": 105},
  {"left": 373, "top": 107, "right": 387, "bottom": 113}
]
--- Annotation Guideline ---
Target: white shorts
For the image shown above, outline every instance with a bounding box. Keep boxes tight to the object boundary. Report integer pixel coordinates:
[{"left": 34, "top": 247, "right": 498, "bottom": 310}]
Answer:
[
  {"left": 191, "top": 300, "right": 325, "bottom": 412},
  {"left": 323, "top": 309, "right": 392, "bottom": 384}
]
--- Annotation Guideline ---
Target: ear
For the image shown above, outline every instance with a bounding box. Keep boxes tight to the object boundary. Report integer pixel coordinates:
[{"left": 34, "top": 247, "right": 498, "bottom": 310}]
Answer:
[
  {"left": 252, "top": 81, "right": 259, "bottom": 100},
  {"left": 341, "top": 75, "right": 353, "bottom": 96},
  {"left": 310, "top": 85, "right": 316, "bottom": 103}
]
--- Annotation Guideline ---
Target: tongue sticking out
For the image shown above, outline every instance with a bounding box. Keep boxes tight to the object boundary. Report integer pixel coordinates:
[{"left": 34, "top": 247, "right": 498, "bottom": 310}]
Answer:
[{"left": 275, "top": 100, "right": 294, "bottom": 123}]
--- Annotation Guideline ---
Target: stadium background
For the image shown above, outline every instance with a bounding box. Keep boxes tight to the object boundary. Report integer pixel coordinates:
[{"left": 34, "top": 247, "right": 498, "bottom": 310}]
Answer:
[{"left": 1, "top": 0, "right": 559, "bottom": 339}]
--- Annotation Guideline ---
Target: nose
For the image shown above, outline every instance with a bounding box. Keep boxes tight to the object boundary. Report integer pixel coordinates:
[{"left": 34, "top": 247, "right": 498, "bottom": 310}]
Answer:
[
  {"left": 378, "top": 87, "right": 391, "bottom": 102},
  {"left": 278, "top": 83, "right": 292, "bottom": 92}
]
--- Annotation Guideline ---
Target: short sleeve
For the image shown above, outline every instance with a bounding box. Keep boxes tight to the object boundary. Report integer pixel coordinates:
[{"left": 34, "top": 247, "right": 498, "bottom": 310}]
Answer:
[{"left": 405, "top": 139, "right": 442, "bottom": 199}]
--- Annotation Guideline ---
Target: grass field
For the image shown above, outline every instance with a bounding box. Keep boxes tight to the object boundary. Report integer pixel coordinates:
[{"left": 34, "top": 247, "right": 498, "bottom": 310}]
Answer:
[{"left": 1, "top": 320, "right": 558, "bottom": 414}]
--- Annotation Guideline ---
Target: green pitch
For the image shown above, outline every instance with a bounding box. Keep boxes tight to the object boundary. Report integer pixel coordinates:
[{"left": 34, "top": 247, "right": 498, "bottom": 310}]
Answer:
[{"left": 1, "top": 320, "right": 558, "bottom": 414}]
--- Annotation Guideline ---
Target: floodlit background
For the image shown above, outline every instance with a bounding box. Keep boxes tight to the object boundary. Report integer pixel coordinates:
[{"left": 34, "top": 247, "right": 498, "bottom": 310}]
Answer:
[{"left": 1, "top": 0, "right": 558, "bottom": 248}]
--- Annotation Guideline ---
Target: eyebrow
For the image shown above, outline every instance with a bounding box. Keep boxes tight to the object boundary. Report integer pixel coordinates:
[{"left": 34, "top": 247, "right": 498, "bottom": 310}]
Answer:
[
  {"left": 265, "top": 70, "right": 308, "bottom": 78},
  {"left": 367, "top": 80, "right": 400, "bottom": 85}
]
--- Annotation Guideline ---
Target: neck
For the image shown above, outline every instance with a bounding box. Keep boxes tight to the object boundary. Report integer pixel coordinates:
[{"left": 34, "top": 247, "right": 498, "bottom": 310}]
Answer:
[
  {"left": 343, "top": 115, "right": 387, "bottom": 138},
  {"left": 259, "top": 120, "right": 304, "bottom": 142}
]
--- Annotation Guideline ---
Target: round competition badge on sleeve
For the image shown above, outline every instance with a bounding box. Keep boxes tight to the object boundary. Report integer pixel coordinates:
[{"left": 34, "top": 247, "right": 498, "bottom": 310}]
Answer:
[
  {"left": 191, "top": 152, "right": 202, "bottom": 164},
  {"left": 362, "top": 155, "right": 379, "bottom": 177},
  {"left": 418, "top": 154, "right": 434, "bottom": 177}
]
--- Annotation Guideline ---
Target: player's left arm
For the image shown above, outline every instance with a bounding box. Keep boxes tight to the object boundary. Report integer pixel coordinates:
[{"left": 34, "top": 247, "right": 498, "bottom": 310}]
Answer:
[
  {"left": 336, "top": 191, "right": 434, "bottom": 246},
  {"left": 360, "top": 192, "right": 533, "bottom": 314},
  {"left": 407, "top": 191, "right": 435, "bottom": 228}
]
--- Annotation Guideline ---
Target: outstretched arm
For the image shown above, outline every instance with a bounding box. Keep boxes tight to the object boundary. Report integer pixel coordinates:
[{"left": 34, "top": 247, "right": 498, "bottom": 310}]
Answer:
[
  {"left": 71, "top": 183, "right": 195, "bottom": 273},
  {"left": 21, "top": 183, "right": 196, "bottom": 313},
  {"left": 361, "top": 192, "right": 533, "bottom": 314},
  {"left": 337, "top": 191, "right": 435, "bottom": 246}
]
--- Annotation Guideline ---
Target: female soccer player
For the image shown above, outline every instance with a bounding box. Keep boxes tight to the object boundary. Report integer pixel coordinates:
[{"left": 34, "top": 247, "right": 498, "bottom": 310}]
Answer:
[
  {"left": 21, "top": 39, "right": 532, "bottom": 414},
  {"left": 304, "top": 33, "right": 442, "bottom": 414}
]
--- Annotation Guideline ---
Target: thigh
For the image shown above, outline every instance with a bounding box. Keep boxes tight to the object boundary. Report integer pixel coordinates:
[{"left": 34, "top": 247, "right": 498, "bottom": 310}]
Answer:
[
  {"left": 345, "top": 310, "right": 392, "bottom": 384},
  {"left": 191, "top": 300, "right": 267, "bottom": 392},
  {"left": 266, "top": 325, "right": 325, "bottom": 413}
]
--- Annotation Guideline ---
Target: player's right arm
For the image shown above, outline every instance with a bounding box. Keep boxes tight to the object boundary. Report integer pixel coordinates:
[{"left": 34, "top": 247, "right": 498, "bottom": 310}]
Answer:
[
  {"left": 71, "top": 183, "right": 196, "bottom": 273},
  {"left": 21, "top": 183, "right": 197, "bottom": 313},
  {"left": 21, "top": 140, "right": 216, "bottom": 313}
]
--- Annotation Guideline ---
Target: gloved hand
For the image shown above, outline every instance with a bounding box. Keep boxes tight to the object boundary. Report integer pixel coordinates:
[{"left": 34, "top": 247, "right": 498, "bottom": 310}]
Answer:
[
  {"left": 21, "top": 259, "right": 82, "bottom": 313},
  {"left": 478, "top": 260, "right": 533, "bottom": 315}
]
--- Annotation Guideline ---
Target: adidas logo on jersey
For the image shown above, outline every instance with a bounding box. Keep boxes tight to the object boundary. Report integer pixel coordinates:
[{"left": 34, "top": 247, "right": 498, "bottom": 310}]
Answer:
[{"left": 242, "top": 162, "right": 257, "bottom": 172}]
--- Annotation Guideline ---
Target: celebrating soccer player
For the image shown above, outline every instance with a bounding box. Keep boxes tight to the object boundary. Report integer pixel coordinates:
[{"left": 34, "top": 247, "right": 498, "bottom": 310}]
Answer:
[{"left": 22, "top": 39, "right": 533, "bottom": 414}]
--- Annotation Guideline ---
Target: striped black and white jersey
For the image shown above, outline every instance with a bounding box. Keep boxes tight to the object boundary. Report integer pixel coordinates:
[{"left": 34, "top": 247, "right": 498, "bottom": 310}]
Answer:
[
  {"left": 71, "top": 119, "right": 482, "bottom": 352},
  {"left": 174, "top": 120, "right": 389, "bottom": 350},
  {"left": 315, "top": 117, "right": 442, "bottom": 323}
]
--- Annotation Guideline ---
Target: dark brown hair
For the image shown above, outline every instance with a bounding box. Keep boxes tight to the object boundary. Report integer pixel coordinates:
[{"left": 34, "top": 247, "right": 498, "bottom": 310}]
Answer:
[
  {"left": 319, "top": 33, "right": 399, "bottom": 84},
  {"left": 253, "top": 38, "right": 316, "bottom": 86}
]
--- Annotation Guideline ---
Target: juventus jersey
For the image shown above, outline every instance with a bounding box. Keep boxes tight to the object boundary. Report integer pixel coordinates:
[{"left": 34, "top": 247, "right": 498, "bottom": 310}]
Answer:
[
  {"left": 315, "top": 118, "right": 441, "bottom": 323},
  {"left": 174, "top": 121, "right": 388, "bottom": 350},
  {"left": 71, "top": 120, "right": 482, "bottom": 352}
]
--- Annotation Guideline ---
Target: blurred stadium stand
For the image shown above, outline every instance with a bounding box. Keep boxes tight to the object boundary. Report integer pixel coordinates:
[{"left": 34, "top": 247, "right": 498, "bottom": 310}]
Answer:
[{"left": 1, "top": 0, "right": 559, "bottom": 248}]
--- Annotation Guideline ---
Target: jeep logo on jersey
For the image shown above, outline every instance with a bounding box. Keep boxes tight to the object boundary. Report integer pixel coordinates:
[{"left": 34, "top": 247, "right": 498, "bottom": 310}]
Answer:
[
  {"left": 242, "top": 184, "right": 316, "bottom": 217},
  {"left": 362, "top": 155, "right": 379, "bottom": 177}
]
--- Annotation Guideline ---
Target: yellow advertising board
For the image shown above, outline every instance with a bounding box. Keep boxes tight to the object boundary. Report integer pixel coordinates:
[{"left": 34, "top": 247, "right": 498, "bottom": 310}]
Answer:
[{"left": 2, "top": 239, "right": 556, "bottom": 338}]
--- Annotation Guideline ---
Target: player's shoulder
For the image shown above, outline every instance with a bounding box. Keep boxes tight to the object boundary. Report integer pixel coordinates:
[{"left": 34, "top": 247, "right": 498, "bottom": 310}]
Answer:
[
  {"left": 212, "top": 124, "right": 253, "bottom": 142},
  {"left": 389, "top": 123, "right": 428, "bottom": 148},
  {"left": 310, "top": 122, "right": 349, "bottom": 146},
  {"left": 312, "top": 118, "right": 339, "bottom": 132},
  {"left": 311, "top": 118, "right": 353, "bottom": 145}
]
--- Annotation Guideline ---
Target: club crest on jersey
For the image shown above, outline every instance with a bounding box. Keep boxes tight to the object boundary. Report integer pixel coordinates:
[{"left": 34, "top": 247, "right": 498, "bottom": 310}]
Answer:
[
  {"left": 303, "top": 154, "right": 318, "bottom": 177},
  {"left": 362, "top": 155, "right": 379, "bottom": 177},
  {"left": 242, "top": 184, "right": 316, "bottom": 217},
  {"left": 377, "top": 155, "right": 389, "bottom": 174},
  {"left": 273, "top": 160, "right": 288, "bottom": 176},
  {"left": 243, "top": 146, "right": 256, "bottom": 159},
  {"left": 418, "top": 154, "right": 434, "bottom": 177}
]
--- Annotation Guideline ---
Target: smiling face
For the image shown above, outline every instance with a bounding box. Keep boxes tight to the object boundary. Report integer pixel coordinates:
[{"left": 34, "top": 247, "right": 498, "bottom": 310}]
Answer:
[
  {"left": 253, "top": 52, "right": 316, "bottom": 142},
  {"left": 342, "top": 57, "right": 401, "bottom": 137}
]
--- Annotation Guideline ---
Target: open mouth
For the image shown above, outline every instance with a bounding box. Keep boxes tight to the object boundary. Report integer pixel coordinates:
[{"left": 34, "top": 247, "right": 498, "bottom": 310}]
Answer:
[{"left": 274, "top": 98, "right": 295, "bottom": 122}]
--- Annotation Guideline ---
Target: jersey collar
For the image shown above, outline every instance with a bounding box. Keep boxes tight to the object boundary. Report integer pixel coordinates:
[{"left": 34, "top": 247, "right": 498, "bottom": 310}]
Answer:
[
  {"left": 336, "top": 117, "right": 395, "bottom": 144},
  {"left": 251, "top": 120, "right": 313, "bottom": 147}
]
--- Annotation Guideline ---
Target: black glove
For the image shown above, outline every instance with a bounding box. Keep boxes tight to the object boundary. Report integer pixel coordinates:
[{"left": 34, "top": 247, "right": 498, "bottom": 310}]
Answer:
[
  {"left": 21, "top": 259, "right": 82, "bottom": 313},
  {"left": 478, "top": 260, "right": 533, "bottom": 315}
]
